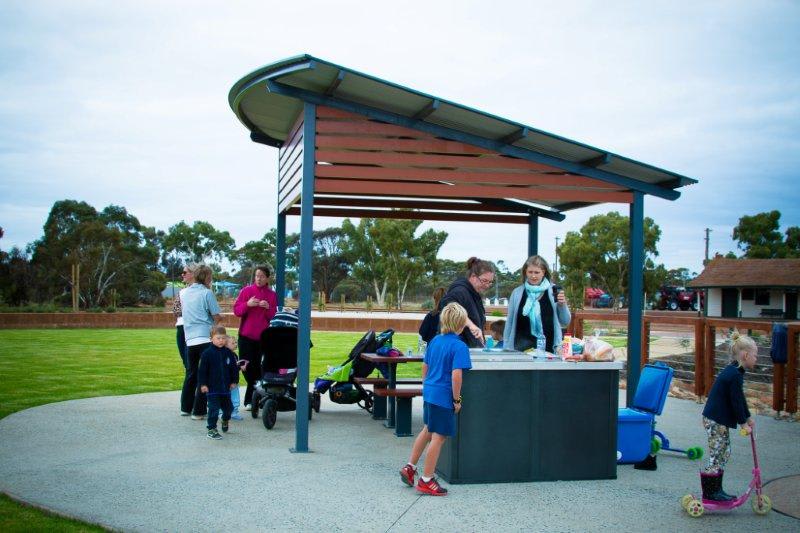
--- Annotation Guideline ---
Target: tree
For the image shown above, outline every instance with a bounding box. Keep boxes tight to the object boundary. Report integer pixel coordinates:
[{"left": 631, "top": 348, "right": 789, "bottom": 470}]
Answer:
[
  {"left": 311, "top": 227, "right": 349, "bottom": 302},
  {"left": 340, "top": 218, "right": 447, "bottom": 308},
  {"left": 732, "top": 210, "right": 800, "bottom": 258},
  {"left": 162, "top": 221, "right": 236, "bottom": 264},
  {"left": 558, "top": 211, "right": 662, "bottom": 303},
  {"left": 29, "top": 200, "right": 165, "bottom": 307},
  {"left": 0, "top": 228, "right": 34, "bottom": 306}
]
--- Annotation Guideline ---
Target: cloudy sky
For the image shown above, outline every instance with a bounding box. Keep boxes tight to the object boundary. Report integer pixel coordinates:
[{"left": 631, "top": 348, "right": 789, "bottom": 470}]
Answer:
[{"left": 1, "top": 1, "right": 798, "bottom": 276}]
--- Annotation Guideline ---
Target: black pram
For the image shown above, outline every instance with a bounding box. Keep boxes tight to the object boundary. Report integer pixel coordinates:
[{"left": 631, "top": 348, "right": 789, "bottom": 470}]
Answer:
[{"left": 251, "top": 326, "right": 313, "bottom": 429}]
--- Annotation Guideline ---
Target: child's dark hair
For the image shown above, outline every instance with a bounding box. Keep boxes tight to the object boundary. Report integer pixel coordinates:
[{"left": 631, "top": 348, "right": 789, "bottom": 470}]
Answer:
[
  {"left": 210, "top": 325, "right": 227, "bottom": 337},
  {"left": 490, "top": 320, "right": 505, "bottom": 335}
]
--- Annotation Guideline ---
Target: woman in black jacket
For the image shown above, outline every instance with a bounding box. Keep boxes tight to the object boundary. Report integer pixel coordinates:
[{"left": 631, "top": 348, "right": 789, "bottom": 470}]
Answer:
[{"left": 437, "top": 257, "right": 495, "bottom": 348}]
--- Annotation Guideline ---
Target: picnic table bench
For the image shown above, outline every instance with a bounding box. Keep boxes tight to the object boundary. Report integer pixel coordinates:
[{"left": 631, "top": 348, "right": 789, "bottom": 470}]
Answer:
[
  {"left": 372, "top": 387, "right": 423, "bottom": 437},
  {"left": 760, "top": 308, "right": 784, "bottom": 318},
  {"left": 353, "top": 377, "right": 423, "bottom": 421}
]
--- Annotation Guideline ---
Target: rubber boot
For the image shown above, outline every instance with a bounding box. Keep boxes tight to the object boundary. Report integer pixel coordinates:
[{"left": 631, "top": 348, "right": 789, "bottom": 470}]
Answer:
[
  {"left": 717, "top": 470, "right": 736, "bottom": 501},
  {"left": 700, "top": 471, "right": 735, "bottom": 501},
  {"left": 634, "top": 454, "right": 657, "bottom": 471}
]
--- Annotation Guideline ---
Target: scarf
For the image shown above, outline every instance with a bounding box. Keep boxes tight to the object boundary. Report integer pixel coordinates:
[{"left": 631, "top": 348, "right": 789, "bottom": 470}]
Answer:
[{"left": 522, "top": 278, "right": 551, "bottom": 340}]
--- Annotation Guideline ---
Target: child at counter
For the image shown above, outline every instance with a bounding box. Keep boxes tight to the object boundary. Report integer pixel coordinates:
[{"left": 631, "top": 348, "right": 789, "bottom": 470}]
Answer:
[
  {"left": 399, "top": 302, "right": 472, "bottom": 496},
  {"left": 489, "top": 320, "right": 505, "bottom": 348}
]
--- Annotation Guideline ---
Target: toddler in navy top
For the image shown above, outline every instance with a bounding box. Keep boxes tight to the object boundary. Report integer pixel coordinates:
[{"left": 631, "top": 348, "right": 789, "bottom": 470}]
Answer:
[
  {"left": 699, "top": 330, "right": 756, "bottom": 501},
  {"left": 199, "top": 326, "right": 240, "bottom": 440},
  {"left": 400, "top": 302, "right": 472, "bottom": 496}
]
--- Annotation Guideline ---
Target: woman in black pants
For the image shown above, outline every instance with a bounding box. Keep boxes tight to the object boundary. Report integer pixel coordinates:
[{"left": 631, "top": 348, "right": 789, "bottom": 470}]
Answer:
[{"left": 232, "top": 265, "right": 278, "bottom": 409}]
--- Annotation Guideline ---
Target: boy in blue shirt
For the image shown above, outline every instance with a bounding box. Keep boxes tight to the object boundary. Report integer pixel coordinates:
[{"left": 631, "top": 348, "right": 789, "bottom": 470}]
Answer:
[
  {"left": 400, "top": 302, "right": 472, "bottom": 496},
  {"left": 199, "top": 326, "right": 240, "bottom": 440}
]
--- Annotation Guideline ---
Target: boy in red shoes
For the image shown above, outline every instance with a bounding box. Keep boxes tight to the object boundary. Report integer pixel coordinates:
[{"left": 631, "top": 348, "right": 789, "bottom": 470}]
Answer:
[{"left": 400, "top": 302, "right": 472, "bottom": 495}]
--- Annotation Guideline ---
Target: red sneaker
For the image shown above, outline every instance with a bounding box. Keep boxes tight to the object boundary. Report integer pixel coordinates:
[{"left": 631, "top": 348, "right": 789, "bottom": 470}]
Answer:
[
  {"left": 416, "top": 477, "right": 448, "bottom": 496},
  {"left": 400, "top": 464, "right": 416, "bottom": 487}
]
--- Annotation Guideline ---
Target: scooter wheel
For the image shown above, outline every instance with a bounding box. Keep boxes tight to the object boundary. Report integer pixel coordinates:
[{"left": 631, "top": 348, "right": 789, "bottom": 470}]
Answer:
[
  {"left": 686, "top": 499, "right": 704, "bottom": 517},
  {"left": 650, "top": 436, "right": 662, "bottom": 455},
  {"left": 752, "top": 494, "right": 772, "bottom": 515},
  {"left": 680, "top": 494, "right": 694, "bottom": 511},
  {"left": 687, "top": 447, "right": 704, "bottom": 460}
]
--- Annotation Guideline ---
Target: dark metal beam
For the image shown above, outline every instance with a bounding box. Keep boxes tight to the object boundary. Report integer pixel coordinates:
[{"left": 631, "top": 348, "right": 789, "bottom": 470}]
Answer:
[
  {"left": 293, "top": 102, "right": 315, "bottom": 453},
  {"left": 581, "top": 153, "right": 611, "bottom": 168},
  {"left": 528, "top": 214, "right": 539, "bottom": 256},
  {"left": 314, "top": 196, "right": 530, "bottom": 213},
  {"left": 500, "top": 127, "right": 529, "bottom": 145},
  {"left": 472, "top": 198, "right": 566, "bottom": 222},
  {"left": 412, "top": 99, "right": 439, "bottom": 120},
  {"left": 325, "top": 70, "right": 345, "bottom": 96},
  {"left": 287, "top": 206, "right": 530, "bottom": 224},
  {"left": 275, "top": 213, "right": 286, "bottom": 308},
  {"left": 626, "top": 191, "right": 644, "bottom": 406},
  {"left": 250, "top": 131, "right": 283, "bottom": 148},
  {"left": 265, "top": 80, "right": 680, "bottom": 201}
]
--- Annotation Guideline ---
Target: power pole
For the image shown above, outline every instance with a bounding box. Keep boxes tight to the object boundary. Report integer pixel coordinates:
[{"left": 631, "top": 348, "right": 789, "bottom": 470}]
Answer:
[
  {"left": 704, "top": 228, "right": 711, "bottom": 265},
  {"left": 554, "top": 236, "right": 560, "bottom": 275}
]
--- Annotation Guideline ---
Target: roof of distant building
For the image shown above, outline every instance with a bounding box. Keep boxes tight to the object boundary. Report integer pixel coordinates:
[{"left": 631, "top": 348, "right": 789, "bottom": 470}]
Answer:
[{"left": 689, "top": 257, "right": 800, "bottom": 288}]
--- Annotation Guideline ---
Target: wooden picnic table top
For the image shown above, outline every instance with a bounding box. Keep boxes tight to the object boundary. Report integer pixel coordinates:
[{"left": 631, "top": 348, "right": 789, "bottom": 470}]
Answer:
[{"left": 360, "top": 353, "right": 423, "bottom": 363}]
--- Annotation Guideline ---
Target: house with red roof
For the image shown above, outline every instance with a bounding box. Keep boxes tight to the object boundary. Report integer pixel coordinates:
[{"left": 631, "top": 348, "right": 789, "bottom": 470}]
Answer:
[{"left": 688, "top": 258, "right": 800, "bottom": 319}]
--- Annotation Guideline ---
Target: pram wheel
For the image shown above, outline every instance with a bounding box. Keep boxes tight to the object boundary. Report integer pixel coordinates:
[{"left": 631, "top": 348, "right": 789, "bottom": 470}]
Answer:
[
  {"left": 312, "top": 391, "right": 321, "bottom": 413},
  {"left": 263, "top": 399, "right": 277, "bottom": 429},
  {"left": 308, "top": 398, "right": 313, "bottom": 420},
  {"left": 251, "top": 391, "right": 260, "bottom": 419},
  {"left": 357, "top": 390, "right": 375, "bottom": 413}
]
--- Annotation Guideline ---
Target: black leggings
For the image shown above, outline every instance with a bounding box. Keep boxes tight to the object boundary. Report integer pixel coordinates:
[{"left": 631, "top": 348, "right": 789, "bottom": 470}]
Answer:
[
  {"left": 239, "top": 335, "right": 263, "bottom": 406},
  {"left": 181, "top": 342, "right": 210, "bottom": 415}
]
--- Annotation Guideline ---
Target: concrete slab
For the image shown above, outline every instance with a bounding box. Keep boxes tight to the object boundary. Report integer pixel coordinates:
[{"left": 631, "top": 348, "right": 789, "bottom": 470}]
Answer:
[{"left": 0, "top": 387, "right": 798, "bottom": 531}]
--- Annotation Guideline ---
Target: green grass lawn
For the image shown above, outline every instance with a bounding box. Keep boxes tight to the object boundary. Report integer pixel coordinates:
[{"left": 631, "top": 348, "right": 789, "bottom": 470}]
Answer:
[{"left": 0, "top": 328, "right": 420, "bottom": 421}]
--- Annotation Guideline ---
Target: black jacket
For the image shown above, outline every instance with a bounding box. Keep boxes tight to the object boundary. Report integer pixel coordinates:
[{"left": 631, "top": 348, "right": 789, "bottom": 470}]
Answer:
[
  {"left": 702, "top": 362, "right": 751, "bottom": 428},
  {"left": 198, "top": 345, "right": 240, "bottom": 394},
  {"left": 439, "top": 277, "right": 485, "bottom": 348}
]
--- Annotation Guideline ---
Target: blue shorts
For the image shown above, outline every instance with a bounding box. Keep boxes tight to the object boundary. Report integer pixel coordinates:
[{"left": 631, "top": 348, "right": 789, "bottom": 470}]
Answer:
[{"left": 423, "top": 401, "right": 456, "bottom": 437}]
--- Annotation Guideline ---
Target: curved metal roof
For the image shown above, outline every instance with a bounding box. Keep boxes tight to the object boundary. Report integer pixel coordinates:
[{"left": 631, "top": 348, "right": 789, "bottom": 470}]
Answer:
[{"left": 229, "top": 54, "right": 696, "bottom": 212}]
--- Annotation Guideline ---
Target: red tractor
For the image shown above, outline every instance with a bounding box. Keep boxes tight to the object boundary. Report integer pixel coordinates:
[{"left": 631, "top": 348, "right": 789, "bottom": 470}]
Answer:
[{"left": 657, "top": 286, "right": 702, "bottom": 311}]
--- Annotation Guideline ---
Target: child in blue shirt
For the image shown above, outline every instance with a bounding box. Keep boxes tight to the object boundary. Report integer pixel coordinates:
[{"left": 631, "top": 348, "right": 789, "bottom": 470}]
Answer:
[
  {"left": 699, "top": 330, "right": 756, "bottom": 501},
  {"left": 489, "top": 320, "right": 505, "bottom": 348},
  {"left": 199, "top": 326, "right": 240, "bottom": 440},
  {"left": 400, "top": 302, "right": 472, "bottom": 496}
]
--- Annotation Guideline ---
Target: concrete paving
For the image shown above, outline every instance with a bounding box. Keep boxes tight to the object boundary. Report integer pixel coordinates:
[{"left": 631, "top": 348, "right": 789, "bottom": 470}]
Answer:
[{"left": 0, "top": 387, "right": 798, "bottom": 532}]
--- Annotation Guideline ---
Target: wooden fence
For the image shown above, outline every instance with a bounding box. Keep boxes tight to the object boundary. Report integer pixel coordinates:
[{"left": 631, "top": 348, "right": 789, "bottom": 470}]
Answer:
[{"left": 571, "top": 311, "right": 799, "bottom": 415}]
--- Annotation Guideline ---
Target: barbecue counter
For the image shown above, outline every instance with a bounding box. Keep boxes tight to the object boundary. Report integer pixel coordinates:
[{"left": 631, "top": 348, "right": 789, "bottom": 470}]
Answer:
[{"left": 437, "top": 350, "right": 624, "bottom": 484}]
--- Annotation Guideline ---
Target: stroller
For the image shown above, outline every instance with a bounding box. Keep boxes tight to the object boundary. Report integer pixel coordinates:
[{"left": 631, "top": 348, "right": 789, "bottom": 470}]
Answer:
[
  {"left": 251, "top": 326, "right": 314, "bottom": 429},
  {"left": 312, "top": 328, "right": 394, "bottom": 413}
]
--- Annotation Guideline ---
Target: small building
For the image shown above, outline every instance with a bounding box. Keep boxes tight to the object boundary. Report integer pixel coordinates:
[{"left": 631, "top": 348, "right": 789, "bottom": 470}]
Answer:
[{"left": 688, "top": 258, "right": 800, "bottom": 319}]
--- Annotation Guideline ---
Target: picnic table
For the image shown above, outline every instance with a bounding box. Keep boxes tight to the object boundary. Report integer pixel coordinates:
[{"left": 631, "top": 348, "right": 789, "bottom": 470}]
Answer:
[{"left": 359, "top": 353, "right": 423, "bottom": 436}]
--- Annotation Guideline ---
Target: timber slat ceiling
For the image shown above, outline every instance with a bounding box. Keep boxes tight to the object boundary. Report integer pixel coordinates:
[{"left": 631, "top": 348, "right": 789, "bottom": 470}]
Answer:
[{"left": 310, "top": 106, "right": 631, "bottom": 215}]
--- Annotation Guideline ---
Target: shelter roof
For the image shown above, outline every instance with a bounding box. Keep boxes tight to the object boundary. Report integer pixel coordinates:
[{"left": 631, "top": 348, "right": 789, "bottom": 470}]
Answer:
[
  {"left": 689, "top": 258, "right": 800, "bottom": 288},
  {"left": 229, "top": 54, "right": 696, "bottom": 216}
]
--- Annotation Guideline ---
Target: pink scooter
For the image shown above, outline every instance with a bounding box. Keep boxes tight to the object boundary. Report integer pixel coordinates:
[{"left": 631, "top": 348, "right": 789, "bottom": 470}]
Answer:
[{"left": 681, "top": 429, "right": 772, "bottom": 517}]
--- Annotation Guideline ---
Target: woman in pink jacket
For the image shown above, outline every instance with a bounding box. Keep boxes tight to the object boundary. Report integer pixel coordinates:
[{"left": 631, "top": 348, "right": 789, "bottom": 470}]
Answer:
[{"left": 233, "top": 265, "right": 278, "bottom": 410}]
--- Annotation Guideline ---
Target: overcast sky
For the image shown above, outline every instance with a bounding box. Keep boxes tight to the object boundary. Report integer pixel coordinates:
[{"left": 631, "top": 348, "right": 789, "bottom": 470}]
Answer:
[{"left": 1, "top": 1, "right": 798, "bottom": 277}]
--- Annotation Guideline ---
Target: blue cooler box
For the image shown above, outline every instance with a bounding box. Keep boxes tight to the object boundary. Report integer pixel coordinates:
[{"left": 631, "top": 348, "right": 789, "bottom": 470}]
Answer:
[{"left": 617, "top": 363, "right": 674, "bottom": 463}]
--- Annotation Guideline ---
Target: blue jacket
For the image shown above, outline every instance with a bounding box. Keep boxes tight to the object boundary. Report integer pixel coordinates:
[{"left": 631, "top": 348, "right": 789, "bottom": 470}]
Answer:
[
  {"left": 198, "top": 346, "right": 239, "bottom": 394},
  {"left": 702, "top": 362, "right": 751, "bottom": 428}
]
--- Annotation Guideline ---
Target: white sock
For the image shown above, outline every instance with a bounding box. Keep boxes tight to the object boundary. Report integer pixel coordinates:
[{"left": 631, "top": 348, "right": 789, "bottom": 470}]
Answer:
[{"left": 421, "top": 476, "right": 431, "bottom": 482}]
